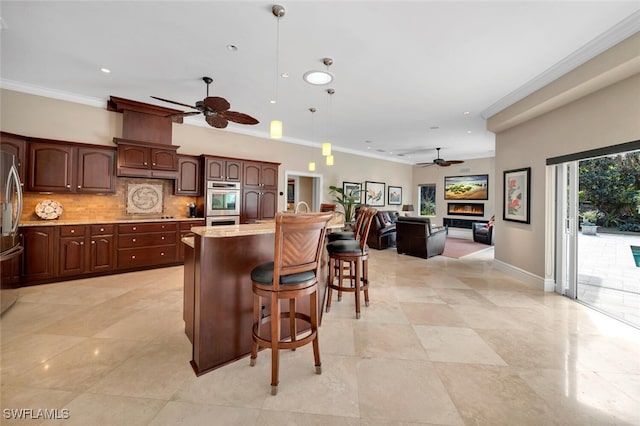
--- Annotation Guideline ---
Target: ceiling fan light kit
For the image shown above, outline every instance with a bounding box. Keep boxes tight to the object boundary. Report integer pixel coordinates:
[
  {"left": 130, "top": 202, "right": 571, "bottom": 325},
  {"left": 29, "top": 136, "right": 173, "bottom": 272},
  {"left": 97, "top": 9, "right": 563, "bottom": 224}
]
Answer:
[{"left": 417, "top": 148, "right": 465, "bottom": 168}]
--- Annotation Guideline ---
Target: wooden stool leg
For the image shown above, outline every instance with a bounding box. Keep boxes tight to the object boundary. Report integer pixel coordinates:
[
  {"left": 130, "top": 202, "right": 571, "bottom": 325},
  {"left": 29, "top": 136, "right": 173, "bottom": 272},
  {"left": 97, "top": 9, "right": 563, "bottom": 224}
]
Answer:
[
  {"left": 289, "top": 298, "right": 296, "bottom": 350},
  {"left": 326, "top": 257, "right": 334, "bottom": 312},
  {"left": 270, "top": 292, "right": 280, "bottom": 396},
  {"left": 337, "top": 260, "right": 344, "bottom": 301},
  {"left": 363, "top": 257, "right": 370, "bottom": 307},
  {"left": 354, "top": 258, "right": 361, "bottom": 319},
  {"left": 310, "top": 289, "right": 321, "bottom": 374},
  {"left": 250, "top": 294, "right": 260, "bottom": 366}
]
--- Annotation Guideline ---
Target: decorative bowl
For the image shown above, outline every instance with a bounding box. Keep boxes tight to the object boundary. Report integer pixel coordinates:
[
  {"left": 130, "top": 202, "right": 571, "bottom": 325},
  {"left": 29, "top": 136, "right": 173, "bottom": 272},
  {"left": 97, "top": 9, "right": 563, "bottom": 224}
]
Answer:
[{"left": 35, "top": 199, "right": 63, "bottom": 220}]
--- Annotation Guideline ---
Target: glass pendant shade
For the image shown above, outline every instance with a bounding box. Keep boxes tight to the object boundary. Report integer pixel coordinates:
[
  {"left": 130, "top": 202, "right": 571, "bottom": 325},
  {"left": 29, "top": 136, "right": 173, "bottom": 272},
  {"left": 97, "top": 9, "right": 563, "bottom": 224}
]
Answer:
[
  {"left": 308, "top": 162, "right": 316, "bottom": 171},
  {"left": 270, "top": 120, "right": 283, "bottom": 139},
  {"left": 321, "top": 142, "right": 332, "bottom": 156},
  {"left": 326, "top": 155, "right": 334, "bottom": 166}
]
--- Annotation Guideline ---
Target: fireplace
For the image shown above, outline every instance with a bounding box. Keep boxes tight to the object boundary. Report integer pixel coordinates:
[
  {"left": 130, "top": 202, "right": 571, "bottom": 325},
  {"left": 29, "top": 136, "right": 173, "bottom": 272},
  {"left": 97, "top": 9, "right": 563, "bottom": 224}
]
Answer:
[{"left": 447, "top": 203, "right": 484, "bottom": 216}]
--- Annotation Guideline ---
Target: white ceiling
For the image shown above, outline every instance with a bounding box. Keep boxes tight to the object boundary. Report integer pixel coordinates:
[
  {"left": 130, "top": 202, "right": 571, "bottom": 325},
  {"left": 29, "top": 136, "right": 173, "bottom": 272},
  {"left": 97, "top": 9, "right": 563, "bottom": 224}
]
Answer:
[{"left": 1, "top": 1, "right": 639, "bottom": 164}]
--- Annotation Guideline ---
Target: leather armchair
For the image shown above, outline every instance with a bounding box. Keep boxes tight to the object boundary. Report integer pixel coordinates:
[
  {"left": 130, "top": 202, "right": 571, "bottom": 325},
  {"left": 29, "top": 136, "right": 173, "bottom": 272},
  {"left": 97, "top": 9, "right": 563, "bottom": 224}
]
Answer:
[
  {"left": 472, "top": 222, "right": 494, "bottom": 245},
  {"left": 396, "top": 216, "right": 447, "bottom": 259},
  {"left": 366, "top": 211, "right": 398, "bottom": 249}
]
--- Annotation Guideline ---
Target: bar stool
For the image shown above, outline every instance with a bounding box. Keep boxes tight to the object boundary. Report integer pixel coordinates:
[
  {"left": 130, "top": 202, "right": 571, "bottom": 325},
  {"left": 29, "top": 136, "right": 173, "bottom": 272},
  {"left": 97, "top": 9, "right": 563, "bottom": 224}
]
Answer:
[
  {"left": 325, "top": 207, "right": 377, "bottom": 318},
  {"left": 327, "top": 206, "right": 368, "bottom": 242},
  {"left": 249, "top": 211, "right": 333, "bottom": 395}
]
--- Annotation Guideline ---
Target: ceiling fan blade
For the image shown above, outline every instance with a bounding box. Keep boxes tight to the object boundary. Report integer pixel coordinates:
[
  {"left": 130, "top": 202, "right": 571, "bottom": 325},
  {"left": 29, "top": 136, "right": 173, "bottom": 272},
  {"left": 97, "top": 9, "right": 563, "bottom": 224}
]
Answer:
[
  {"left": 417, "top": 162, "right": 436, "bottom": 167},
  {"left": 151, "top": 96, "right": 198, "bottom": 110},
  {"left": 205, "top": 114, "right": 229, "bottom": 129},
  {"left": 204, "top": 96, "right": 231, "bottom": 112},
  {"left": 447, "top": 160, "right": 465, "bottom": 164},
  {"left": 439, "top": 162, "right": 453, "bottom": 167},
  {"left": 221, "top": 111, "right": 259, "bottom": 125}
]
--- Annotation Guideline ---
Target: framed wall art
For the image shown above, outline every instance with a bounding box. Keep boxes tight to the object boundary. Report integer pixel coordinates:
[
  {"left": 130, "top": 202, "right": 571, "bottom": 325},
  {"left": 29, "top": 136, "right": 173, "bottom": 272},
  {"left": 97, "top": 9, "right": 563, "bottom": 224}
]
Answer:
[
  {"left": 364, "top": 181, "right": 385, "bottom": 207},
  {"left": 342, "top": 181, "right": 363, "bottom": 204},
  {"left": 388, "top": 186, "right": 402, "bottom": 205},
  {"left": 503, "top": 167, "right": 531, "bottom": 224},
  {"left": 444, "top": 175, "right": 489, "bottom": 200}
]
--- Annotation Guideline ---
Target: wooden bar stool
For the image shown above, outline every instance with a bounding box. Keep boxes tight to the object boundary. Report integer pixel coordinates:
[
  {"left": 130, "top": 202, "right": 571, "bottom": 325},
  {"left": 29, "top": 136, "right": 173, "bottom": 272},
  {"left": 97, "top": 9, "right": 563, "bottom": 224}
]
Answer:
[
  {"left": 325, "top": 207, "right": 377, "bottom": 318},
  {"left": 327, "top": 206, "right": 368, "bottom": 243},
  {"left": 249, "top": 211, "right": 333, "bottom": 395}
]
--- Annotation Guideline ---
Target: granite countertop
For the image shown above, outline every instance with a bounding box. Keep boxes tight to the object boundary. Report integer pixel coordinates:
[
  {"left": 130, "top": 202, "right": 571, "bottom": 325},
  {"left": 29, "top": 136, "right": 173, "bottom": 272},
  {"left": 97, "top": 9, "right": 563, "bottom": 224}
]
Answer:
[
  {"left": 191, "top": 216, "right": 344, "bottom": 238},
  {"left": 19, "top": 217, "right": 206, "bottom": 227}
]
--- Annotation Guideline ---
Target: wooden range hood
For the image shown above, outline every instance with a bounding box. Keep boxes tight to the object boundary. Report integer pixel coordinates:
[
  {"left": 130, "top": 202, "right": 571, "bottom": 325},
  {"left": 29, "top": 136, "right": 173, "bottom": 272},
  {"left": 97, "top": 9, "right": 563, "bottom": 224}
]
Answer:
[{"left": 108, "top": 96, "right": 182, "bottom": 178}]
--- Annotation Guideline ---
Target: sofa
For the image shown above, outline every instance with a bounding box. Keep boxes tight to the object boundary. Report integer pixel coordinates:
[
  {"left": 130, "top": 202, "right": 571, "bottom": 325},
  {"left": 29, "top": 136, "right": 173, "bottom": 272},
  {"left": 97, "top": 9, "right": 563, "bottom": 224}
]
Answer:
[
  {"left": 395, "top": 216, "right": 447, "bottom": 259},
  {"left": 366, "top": 210, "right": 399, "bottom": 249},
  {"left": 472, "top": 221, "right": 494, "bottom": 245}
]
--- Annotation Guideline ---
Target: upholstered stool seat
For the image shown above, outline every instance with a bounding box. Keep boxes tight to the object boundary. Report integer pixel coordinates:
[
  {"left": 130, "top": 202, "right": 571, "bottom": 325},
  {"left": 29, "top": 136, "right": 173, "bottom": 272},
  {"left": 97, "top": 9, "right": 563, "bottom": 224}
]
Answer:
[
  {"left": 249, "top": 212, "right": 333, "bottom": 396},
  {"left": 325, "top": 207, "right": 376, "bottom": 319}
]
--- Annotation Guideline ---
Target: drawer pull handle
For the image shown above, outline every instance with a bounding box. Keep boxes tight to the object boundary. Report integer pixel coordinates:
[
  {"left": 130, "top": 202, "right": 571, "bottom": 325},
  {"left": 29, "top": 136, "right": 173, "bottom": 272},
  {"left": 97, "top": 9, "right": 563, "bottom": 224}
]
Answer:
[
  {"left": 91, "top": 241, "right": 95, "bottom": 244},
  {"left": 100, "top": 228, "right": 104, "bottom": 232},
  {"left": 161, "top": 236, "right": 165, "bottom": 240},
  {"left": 70, "top": 230, "right": 75, "bottom": 233},
  {"left": 80, "top": 242, "right": 84, "bottom": 245},
  {"left": 161, "top": 252, "right": 164, "bottom": 256},
  {"left": 132, "top": 255, "right": 136, "bottom": 259},
  {"left": 132, "top": 227, "right": 136, "bottom": 231},
  {"left": 132, "top": 238, "right": 136, "bottom": 242},
  {"left": 77, "top": 185, "right": 81, "bottom": 189}
]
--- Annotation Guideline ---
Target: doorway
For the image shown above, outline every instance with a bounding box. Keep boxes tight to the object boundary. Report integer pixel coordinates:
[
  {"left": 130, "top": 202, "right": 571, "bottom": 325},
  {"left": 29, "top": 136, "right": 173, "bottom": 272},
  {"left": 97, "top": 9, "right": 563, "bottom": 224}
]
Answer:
[
  {"left": 284, "top": 170, "right": 323, "bottom": 212},
  {"left": 552, "top": 145, "right": 640, "bottom": 327}
]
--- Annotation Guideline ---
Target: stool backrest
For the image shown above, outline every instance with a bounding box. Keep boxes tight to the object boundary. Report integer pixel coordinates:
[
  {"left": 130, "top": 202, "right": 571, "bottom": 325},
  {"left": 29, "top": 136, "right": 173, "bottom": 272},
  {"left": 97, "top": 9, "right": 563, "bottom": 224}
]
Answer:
[
  {"left": 352, "top": 206, "right": 369, "bottom": 237},
  {"left": 320, "top": 203, "right": 337, "bottom": 212},
  {"left": 273, "top": 212, "right": 333, "bottom": 289},
  {"left": 356, "top": 208, "right": 377, "bottom": 250}
]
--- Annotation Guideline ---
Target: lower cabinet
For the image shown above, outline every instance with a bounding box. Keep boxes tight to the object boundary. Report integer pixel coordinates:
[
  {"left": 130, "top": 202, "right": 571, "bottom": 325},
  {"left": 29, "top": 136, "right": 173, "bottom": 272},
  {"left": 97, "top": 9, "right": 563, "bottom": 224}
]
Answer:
[{"left": 20, "top": 220, "right": 197, "bottom": 285}]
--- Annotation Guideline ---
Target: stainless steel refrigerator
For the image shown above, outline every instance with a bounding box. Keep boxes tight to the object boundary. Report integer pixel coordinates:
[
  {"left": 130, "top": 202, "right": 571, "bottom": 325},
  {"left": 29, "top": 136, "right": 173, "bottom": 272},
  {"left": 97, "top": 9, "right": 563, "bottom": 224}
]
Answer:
[{"left": 1, "top": 150, "right": 23, "bottom": 314}]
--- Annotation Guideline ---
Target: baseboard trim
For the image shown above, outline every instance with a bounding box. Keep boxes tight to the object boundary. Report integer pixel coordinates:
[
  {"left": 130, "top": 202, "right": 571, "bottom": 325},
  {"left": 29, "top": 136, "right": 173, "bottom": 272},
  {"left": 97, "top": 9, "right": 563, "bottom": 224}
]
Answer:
[{"left": 493, "top": 259, "right": 546, "bottom": 291}]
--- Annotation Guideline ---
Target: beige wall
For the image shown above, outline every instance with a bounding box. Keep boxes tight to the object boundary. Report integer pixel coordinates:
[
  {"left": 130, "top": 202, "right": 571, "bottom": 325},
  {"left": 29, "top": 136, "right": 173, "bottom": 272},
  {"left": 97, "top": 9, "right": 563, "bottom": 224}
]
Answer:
[
  {"left": 1, "top": 89, "right": 413, "bottom": 215},
  {"left": 489, "top": 34, "right": 640, "bottom": 280}
]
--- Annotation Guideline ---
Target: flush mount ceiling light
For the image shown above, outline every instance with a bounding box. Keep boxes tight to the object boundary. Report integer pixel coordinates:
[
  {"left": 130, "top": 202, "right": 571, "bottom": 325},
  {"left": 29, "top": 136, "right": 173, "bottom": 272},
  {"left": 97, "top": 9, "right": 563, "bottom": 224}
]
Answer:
[{"left": 304, "top": 58, "right": 334, "bottom": 85}]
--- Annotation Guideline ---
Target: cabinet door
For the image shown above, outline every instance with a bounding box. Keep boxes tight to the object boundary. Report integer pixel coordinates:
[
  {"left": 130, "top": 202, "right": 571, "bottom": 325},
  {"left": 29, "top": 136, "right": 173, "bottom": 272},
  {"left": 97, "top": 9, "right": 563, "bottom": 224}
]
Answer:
[
  {"left": 259, "top": 190, "right": 277, "bottom": 220},
  {"left": 205, "top": 157, "right": 225, "bottom": 180},
  {"left": 118, "top": 144, "right": 149, "bottom": 169},
  {"left": 241, "top": 189, "right": 261, "bottom": 223},
  {"left": 261, "top": 164, "right": 278, "bottom": 188},
  {"left": 20, "top": 227, "right": 56, "bottom": 282},
  {"left": 151, "top": 148, "right": 178, "bottom": 171},
  {"left": 176, "top": 156, "right": 201, "bottom": 195},
  {"left": 90, "top": 235, "right": 115, "bottom": 272},
  {"left": 59, "top": 236, "right": 87, "bottom": 276},
  {"left": 242, "top": 162, "right": 261, "bottom": 187},
  {"left": 1, "top": 132, "right": 26, "bottom": 184},
  {"left": 28, "top": 143, "right": 74, "bottom": 192},
  {"left": 225, "top": 160, "right": 242, "bottom": 182},
  {"left": 76, "top": 147, "right": 116, "bottom": 193}
]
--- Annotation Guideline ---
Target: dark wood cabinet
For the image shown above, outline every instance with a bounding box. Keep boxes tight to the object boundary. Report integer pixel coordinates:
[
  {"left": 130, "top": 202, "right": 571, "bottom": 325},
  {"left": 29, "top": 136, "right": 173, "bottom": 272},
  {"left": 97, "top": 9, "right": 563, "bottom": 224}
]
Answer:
[
  {"left": 20, "top": 226, "right": 56, "bottom": 283},
  {"left": 117, "top": 222, "right": 179, "bottom": 269},
  {"left": 115, "top": 139, "right": 179, "bottom": 178},
  {"left": 177, "top": 220, "right": 205, "bottom": 261},
  {"left": 27, "top": 141, "right": 115, "bottom": 193},
  {"left": 59, "top": 225, "right": 87, "bottom": 276},
  {"left": 175, "top": 155, "right": 202, "bottom": 195},
  {"left": 205, "top": 156, "right": 242, "bottom": 182},
  {"left": 90, "top": 225, "right": 115, "bottom": 272},
  {"left": 241, "top": 161, "right": 279, "bottom": 223},
  {"left": 1, "top": 132, "right": 26, "bottom": 184}
]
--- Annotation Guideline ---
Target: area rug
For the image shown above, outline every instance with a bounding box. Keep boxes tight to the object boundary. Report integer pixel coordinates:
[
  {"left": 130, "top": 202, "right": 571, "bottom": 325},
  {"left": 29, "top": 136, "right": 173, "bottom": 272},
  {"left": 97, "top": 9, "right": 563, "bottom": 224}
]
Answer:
[{"left": 441, "top": 237, "right": 493, "bottom": 258}]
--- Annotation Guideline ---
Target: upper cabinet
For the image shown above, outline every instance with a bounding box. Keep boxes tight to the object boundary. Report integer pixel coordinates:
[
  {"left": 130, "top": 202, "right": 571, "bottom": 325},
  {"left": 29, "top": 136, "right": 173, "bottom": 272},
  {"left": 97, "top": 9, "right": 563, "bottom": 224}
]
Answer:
[
  {"left": 242, "top": 161, "right": 278, "bottom": 188},
  {"left": 114, "top": 138, "right": 179, "bottom": 179},
  {"left": 175, "top": 155, "right": 202, "bottom": 196},
  {"left": 204, "top": 156, "right": 242, "bottom": 182},
  {"left": 27, "top": 140, "right": 115, "bottom": 193},
  {"left": 0, "top": 132, "right": 26, "bottom": 184}
]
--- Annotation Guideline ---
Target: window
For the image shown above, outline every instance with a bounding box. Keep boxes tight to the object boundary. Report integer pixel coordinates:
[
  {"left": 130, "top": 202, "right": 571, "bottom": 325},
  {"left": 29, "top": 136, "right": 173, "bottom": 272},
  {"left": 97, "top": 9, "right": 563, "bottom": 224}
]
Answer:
[{"left": 419, "top": 184, "right": 436, "bottom": 216}]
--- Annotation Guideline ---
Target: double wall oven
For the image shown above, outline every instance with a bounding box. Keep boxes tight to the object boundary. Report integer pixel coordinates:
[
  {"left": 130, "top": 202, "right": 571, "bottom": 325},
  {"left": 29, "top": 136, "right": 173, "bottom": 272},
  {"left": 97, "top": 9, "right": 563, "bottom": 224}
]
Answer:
[{"left": 206, "top": 181, "right": 240, "bottom": 226}]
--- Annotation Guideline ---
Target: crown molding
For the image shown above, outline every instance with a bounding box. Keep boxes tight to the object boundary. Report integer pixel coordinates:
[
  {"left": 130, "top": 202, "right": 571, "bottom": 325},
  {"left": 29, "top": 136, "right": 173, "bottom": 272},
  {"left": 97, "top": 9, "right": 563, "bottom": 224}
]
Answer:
[
  {"left": 482, "top": 10, "right": 640, "bottom": 119},
  {"left": 0, "top": 79, "right": 107, "bottom": 108}
]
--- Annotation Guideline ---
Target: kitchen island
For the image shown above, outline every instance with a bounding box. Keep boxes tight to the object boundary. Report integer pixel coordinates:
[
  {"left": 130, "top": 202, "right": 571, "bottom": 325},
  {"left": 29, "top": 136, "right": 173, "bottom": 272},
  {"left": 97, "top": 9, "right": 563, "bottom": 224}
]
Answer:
[{"left": 184, "top": 218, "right": 341, "bottom": 376}]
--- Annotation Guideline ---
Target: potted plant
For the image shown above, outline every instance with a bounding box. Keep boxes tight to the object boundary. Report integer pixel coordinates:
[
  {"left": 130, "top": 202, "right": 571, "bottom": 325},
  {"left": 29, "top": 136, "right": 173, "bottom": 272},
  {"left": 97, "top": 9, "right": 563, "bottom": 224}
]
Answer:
[
  {"left": 329, "top": 185, "right": 361, "bottom": 223},
  {"left": 581, "top": 210, "right": 598, "bottom": 235}
]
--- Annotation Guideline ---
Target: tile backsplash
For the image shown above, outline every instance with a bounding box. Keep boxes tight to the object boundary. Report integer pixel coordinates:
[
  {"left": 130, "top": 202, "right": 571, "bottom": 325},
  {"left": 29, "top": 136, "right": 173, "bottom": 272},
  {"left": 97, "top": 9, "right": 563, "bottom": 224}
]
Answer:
[{"left": 21, "top": 177, "right": 198, "bottom": 222}]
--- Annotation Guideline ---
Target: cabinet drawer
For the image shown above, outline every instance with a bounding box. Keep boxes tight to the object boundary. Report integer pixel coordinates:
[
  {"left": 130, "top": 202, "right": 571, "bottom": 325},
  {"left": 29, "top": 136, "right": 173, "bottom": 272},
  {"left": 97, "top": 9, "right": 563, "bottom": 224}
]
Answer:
[
  {"left": 117, "top": 246, "right": 177, "bottom": 269},
  {"left": 118, "top": 222, "right": 177, "bottom": 234},
  {"left": 180, "top": 220, "right": 204, "bottom": 231},
  {"left": 117, "top": 232, "right": 176, "bottom": 248},
  {"left": 60, "top": 225, "right": 86, "bottom": 237},
  {"left": 91, "top": 224, "right": 114, "bottom": 235}
]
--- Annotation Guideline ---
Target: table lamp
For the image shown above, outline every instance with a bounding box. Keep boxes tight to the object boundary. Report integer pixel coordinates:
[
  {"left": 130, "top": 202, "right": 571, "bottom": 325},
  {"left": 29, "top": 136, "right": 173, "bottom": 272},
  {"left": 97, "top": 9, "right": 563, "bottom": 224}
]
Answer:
[{"left": 402, "top": 204, "right": 414, "bottom": 216}]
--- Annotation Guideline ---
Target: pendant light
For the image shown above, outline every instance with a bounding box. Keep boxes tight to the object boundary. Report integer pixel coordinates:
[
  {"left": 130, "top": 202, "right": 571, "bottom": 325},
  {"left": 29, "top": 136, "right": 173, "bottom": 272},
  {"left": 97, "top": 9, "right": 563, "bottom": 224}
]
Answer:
[
  {"left": 308, "top": 107, "right": 317, "bottom": 171},
  {"left": 270, "top": 5, "right": 285, "bottom": 139},
  {"left": 324, "top": 88, "right": 335, "bottom": 165}
]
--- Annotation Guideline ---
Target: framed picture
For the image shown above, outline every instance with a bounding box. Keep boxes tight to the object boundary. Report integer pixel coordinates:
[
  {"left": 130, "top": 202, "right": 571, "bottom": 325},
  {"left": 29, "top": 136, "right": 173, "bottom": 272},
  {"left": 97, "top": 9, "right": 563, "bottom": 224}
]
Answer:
[
  {"left": 388, "top": 186, "right": 402, "bottom": 205},
  {"left": 444, "top": 175, "right": 489, "bottom": 200},
  {"left": 342, "top": 181, "right": 363, "bottom": 204},
  {"left": 364, "top": 181, "right": 385, "bottom": 207},
  {"left": 503, "top": 167, "right": 531, "bottom": 224}
]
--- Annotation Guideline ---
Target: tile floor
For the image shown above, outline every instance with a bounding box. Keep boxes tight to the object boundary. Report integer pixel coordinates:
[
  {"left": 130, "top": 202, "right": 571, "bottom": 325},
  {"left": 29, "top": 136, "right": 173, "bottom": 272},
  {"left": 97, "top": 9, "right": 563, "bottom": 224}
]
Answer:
[{"left": 2, "top": 248, "right": 640, "bottom": 425}]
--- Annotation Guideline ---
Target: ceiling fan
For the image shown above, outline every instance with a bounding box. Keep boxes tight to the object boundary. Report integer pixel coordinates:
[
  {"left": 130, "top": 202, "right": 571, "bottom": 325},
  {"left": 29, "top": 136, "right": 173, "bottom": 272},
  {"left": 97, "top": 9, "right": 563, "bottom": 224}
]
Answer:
[
  {"left": 417, "top": 148, "right": 464, "bottom": 167},
  {"left": 151, "top": 77, "right": 259, "bottom": 129}
]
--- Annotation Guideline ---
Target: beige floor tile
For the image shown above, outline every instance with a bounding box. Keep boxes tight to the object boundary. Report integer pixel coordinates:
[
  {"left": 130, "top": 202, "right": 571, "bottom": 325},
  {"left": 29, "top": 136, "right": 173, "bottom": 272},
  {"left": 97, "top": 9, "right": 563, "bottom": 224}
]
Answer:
[
  {"left": 147, "top": 401, "right": 261, "bottom": 426},
  {"left": 0, "top": 301, "right": 87, "bottom": 342},
  {"left": 33, "top": 304, "right": 139, "bottom": 337},
  {"left": 93, "top": 308, "right": 183, "bottom": 342},
  {"left": 414, "top": 325, "right": 507, "bottom": 365},
  {"left": 433, "top": 288, "right": 495, "bottom": 307},
  {"left": 256, "top": 410, "right": 361, "bottom": 425},
  {"left": 401, "top": 302, "right": 467, "bottom": 326},
  {"left": 317, "top": 318, "right": 356, "bottom": 356},
  {"left": 357, "top": 358, "right": 463, "bottom": 425},
  {"left": 353, "top": 322, "right": 429, "bottom": 360},
  {"left": 0, "top": 385, "right": 77, "bottom": 426}
]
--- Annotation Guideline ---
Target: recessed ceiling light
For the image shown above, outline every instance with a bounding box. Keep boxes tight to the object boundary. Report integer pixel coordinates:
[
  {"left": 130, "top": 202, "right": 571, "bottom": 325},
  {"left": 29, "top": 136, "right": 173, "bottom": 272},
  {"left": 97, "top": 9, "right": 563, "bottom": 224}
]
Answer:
[
  {"left": 463, "top": 111, "right": 470, "bottom": 115},
  {"left": 227, "top": 44, "right": 238, "bottom": 52},
  {"left": 303, "top": 70, "right": 333, "bottom": 85},
  {"left": 270, "top": 100, "right": 276, "bottom": 104},
  {"left": 467, "top": 130, "right": 472, "bottom": 134},
  {"left": 100, "top": 68, "right": 111, "bottom": 73},
  {"left": 429, "top": 126, "right": 439, "bottom": 130},
  {"left": 281, "top": 72, "right": 289, "bottom": 78}
]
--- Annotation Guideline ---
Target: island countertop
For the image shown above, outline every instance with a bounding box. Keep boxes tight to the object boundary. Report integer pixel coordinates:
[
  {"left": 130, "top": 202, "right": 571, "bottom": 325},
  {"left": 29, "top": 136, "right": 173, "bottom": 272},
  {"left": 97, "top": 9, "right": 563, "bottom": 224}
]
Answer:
[{"left": 190, "top": 216, "right": 344, "bottom": 238}]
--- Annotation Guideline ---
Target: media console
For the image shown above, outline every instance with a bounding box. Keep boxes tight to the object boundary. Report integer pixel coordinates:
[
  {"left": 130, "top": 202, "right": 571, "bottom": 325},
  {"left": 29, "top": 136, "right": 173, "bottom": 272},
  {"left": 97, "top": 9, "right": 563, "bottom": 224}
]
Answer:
[{"left": 443, "top": 218, "right": 488, "bottom": 229}]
